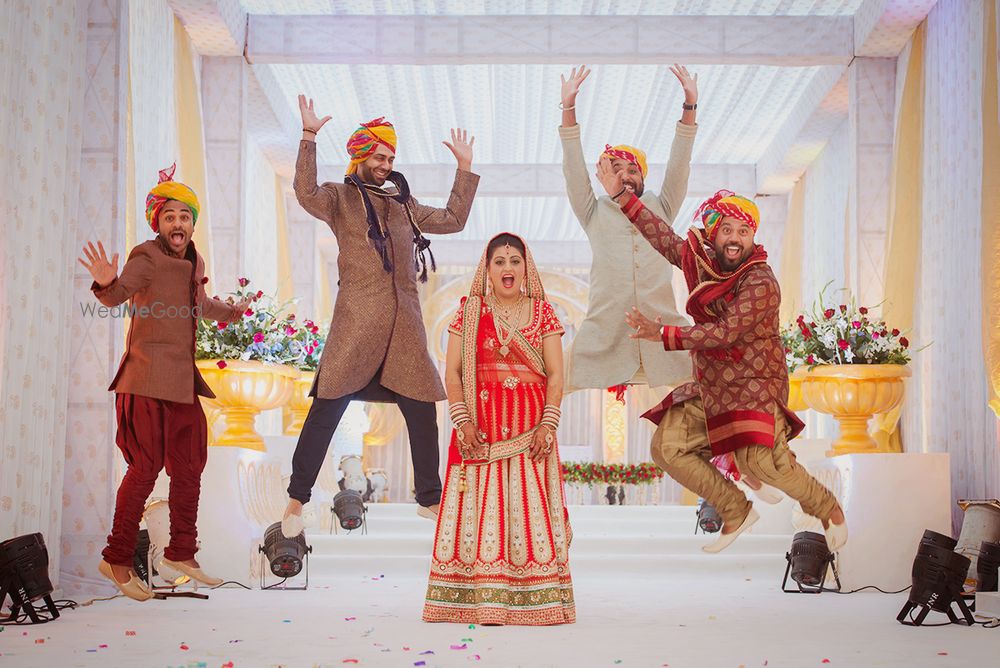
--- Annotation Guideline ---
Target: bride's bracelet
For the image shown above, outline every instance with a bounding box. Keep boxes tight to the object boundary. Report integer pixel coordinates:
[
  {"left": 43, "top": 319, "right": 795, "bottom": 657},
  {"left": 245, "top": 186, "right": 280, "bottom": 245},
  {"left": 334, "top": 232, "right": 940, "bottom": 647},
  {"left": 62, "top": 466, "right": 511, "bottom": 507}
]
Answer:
[
  {"left": 539, "top": 404, "right": 562, "bottom": 431},
  {"left": 449, "top": 402, "right": 472, "bottom": 428}
]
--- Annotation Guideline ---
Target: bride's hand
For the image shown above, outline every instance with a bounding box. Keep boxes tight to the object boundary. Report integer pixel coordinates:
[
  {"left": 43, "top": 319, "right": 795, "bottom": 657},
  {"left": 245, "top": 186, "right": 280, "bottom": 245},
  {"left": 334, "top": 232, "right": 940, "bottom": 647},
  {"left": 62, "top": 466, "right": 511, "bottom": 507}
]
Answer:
[
  {"left": 456, "top": 422, "right": 483, "bottom": 459},
  {"left": 530, "top": 425, "right": 555, "bottom": 462}
]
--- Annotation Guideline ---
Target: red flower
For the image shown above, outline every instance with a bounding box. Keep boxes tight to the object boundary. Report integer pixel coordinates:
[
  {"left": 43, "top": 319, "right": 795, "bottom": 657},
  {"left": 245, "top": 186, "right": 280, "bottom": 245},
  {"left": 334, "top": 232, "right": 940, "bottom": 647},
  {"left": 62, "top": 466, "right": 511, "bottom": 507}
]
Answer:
[
  {"left": 217, "top": 322, "right": 228, "bottom": 330},
  {"left": 253, "top": 332, "right": 264, "bottom": 343},
  {"left": 256, "top": 290, "right": 263, "bottom": 299},
  {"left": 840, "top": 305, "right": 847, "bottom": 313},
  {"left": 837, "top": 339, "right": 849, "bottom": 350},
  {"left": 245, "top": 308, "right": 254, "bottom": 317},
  {"left": 859, "top": 307, "right": 868, "bottom": 315},
  {"left": 216, "top": 360, "right": 228, "bottom": 369},
  {"left": 238, "top": 277, "right": 250, "bottom": 287},
  {"left": 891, "top": 328, "right": 900, "bottom": 336},
  {"left": 900, "top": 337, "right": 909, "bottom": 348},
  {"left": 201, "top": 276, "right": 209, "bottom": 284},
  {"left": 806, "top": 354, "right": 816, "bottom": 364},
  {"left": 824, "top": 308, "right": 835, "bottom": 319}
]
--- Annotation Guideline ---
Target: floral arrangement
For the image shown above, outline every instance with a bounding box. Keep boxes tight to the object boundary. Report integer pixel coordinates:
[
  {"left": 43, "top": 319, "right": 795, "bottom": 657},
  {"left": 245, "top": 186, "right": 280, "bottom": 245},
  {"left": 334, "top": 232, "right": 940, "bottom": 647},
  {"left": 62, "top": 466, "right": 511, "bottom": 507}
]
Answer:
[
  {"left": 195, "top": 277, "right": 326, "bottom": 370},
  {"left": 561, "top": 462, "right": 664, "bottom": 486},
  {"left": 782, "top": 285, "right": 913, "bottom": 371}
]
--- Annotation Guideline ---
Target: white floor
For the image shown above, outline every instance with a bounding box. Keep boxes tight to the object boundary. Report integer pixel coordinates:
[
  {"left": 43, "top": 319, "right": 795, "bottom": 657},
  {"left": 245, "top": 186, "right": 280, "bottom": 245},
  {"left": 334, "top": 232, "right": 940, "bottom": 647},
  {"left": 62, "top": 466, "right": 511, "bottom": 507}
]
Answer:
[{"left": 2, "top": 505, "right": 996, "bottom": 667}]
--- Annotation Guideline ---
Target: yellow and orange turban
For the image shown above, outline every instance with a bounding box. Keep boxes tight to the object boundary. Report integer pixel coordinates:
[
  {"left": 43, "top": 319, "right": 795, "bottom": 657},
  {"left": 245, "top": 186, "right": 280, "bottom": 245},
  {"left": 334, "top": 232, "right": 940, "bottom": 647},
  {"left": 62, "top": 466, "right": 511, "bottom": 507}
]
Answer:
[
  {"left": 696, "top": 189, "right": 760, "bottom": 241},
  {"left": 346, "top": 117, "right": 397, "bottom": 174},
  {"left": 602, "top": 144, "right": 648, "bottom": 178},
  {"left": 145, "top": 163, "right": 199, "bottom": 233}
]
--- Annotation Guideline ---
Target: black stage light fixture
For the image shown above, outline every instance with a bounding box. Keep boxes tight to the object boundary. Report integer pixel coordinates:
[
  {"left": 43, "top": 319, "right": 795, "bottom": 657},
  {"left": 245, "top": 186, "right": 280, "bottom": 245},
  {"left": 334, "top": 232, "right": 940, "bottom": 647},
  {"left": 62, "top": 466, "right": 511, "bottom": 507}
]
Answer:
[
  {"left": 259, "top": 521, "right": 312, "bottom": 590},
  {"left": 976, "top": 540, "right": 1000, "bottom": 593},
  {"left": 695, "top": 499, "right": 721, "bottom": 534},
  {"left": 782, "top": 531, "right": 841, "bottom": 594},
  {"left": 132, "top": 529, "right": 153, "bottom": 585},
  {"left": 332, "top": 489, "right": 367, "bottom": 533},
  {"left": 897, "top": 529, "right": 975, "bottom": 626},
  {"left": 0, "top": 533, "right": 59, "bottom": 624}
]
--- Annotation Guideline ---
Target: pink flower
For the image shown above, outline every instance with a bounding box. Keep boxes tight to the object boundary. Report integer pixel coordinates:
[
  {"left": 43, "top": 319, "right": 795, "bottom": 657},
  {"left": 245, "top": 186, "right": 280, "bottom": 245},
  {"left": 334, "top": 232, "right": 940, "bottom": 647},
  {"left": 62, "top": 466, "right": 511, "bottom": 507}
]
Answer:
[
  {"left": 238, "top": 277, "right": 250, "bottom": 287},
  {"left": 872, "top": 332, "right": 880, "bottom": 339},
  {"left": 217, "top": 360, "right": 228, "bottom": 369},
  {"left": 245, "top": 308, "right": 254, "bottom": 317},
  {"left": 852, "top": 321, "right": 862, "bottom": 329},
  {"left": 806, "top": 355, "right": 816, "bottom": 364},
  {"left": 217, "top": 322, "right": 228, "bottom": 330},
  {"left": 304, "top": 320, "right": 314, "bottom": 328},
  {"left": 253, "top": 332, "right": 264, "bottom": 343},
  {"left": 256, "top": 290, "right": 263, "bottom": 299},
  {"left": 837, "top": 339, "right": 849, "bottom": 350},
  {"left": 285, "top": 326, "right": 297, "bottom": 336}
]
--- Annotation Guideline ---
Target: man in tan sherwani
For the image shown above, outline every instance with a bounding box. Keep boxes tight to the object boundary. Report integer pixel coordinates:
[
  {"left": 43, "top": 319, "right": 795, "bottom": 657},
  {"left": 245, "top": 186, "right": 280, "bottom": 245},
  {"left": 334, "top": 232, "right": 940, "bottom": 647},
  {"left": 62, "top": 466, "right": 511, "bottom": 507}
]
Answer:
[
  {"left": 281, "top": 96, "right": 479, "bottom": 536},
  {"left": 558, "top": 65, "right": 698, "bottom": 393}
]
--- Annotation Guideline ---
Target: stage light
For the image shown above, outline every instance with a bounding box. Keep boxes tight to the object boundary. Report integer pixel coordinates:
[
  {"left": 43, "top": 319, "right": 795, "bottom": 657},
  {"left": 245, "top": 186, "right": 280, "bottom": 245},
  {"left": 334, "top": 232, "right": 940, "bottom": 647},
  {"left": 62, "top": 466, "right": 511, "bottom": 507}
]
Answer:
[
  {"left": 782, "top": 531, "right": 841, "bottom": 594},
  {"left": 955, "top": 499, "right": 1000, "bottom": 583},
  {"left": 142, "top": 500, "right": 189, "bottom": 587},
  {"left": 259, "top": 521, "right": 312, "bottom": 589},
  {"left": 332, "top": 489, "right": 367, "bottom": 533},
  {"left": 0, "top": 533, "right": 59, "bottom": 624},
  {"left": 897, "top": 529, "right": 975, "bottom": 626},
  {"left": 695, "top": 499, "right": 721, "bottom": 534},
  {"left": 977, "top": 540, "right": 1000, "bottom": 592}
]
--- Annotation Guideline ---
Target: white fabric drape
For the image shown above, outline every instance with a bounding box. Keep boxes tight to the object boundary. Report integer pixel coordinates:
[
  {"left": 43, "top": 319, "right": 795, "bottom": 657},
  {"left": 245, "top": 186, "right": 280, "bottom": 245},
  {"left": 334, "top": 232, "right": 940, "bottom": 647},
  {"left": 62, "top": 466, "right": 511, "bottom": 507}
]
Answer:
[
  {"left": 902, "top": 0, "right": 999, "bottom": 526},
  {"left": 243, "top": 139, "right": 279, "bottom": 295},
  {"left": 0, "top": 0, "right": 87, "bottom": 576}
]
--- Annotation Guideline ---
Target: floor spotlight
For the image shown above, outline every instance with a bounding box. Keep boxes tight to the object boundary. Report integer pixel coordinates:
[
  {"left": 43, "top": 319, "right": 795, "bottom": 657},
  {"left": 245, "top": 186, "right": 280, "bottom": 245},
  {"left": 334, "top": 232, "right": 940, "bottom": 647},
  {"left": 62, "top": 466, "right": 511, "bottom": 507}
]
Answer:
[
  {"left": 897, "top": 529, "right": 975, "bottom": 626},
  {"left": 0, "top": 533, "right": 59, "bottom": 624},
  {"left": 695, "top": 499, "right": 721, "bottom": 534},
  {"left": 259, "top": 521, "right": 312, "bottom": 590},
  {"left": 137, "top": 501, "right": 206, "bottom": 600},
  {"left": 331, "top": 489, "right": 367, "bottom": 534},
  {"left": 782, "top": 531, "right": 841, "bottom": 594},
  {"left": 976, "top": 540, "right": 1000, "bottom": 592}
]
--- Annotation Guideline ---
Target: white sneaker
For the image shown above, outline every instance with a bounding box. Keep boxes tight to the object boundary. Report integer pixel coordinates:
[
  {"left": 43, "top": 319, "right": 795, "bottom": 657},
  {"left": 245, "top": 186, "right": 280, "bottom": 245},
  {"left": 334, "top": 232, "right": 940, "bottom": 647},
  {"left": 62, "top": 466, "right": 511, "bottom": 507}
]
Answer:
[
  {"left": 281, "top": 513, "right": 304, "bottom": 538},
  {"left": 702, "top": 507, "right": 759, "bottom": 554},
  {"left": 824, "top": 519, "right": 848, "bottom": 552},
  {"left": 751, "top": 484, "right": 783, "bottom": 505}
]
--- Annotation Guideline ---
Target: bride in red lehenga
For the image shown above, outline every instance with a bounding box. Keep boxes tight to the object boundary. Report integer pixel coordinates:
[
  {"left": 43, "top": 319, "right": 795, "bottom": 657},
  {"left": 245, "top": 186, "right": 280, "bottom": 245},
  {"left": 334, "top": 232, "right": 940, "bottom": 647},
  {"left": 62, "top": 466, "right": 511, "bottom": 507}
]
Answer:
[{"left": 422, "top": 232, "right": 575, "bottom": 626}]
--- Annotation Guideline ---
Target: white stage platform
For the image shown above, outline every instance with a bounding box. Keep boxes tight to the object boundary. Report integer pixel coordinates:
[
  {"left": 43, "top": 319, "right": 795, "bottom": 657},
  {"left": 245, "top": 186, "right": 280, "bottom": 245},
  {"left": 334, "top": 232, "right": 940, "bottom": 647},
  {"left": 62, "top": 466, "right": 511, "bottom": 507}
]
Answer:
[{"left": 4, "top": 502, "right": 997, "bottom": 667}]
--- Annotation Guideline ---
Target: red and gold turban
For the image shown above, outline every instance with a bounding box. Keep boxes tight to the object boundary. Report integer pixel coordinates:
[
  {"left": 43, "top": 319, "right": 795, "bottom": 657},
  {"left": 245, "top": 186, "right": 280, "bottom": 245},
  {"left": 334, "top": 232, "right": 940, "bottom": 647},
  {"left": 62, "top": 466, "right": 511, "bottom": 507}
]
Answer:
[
  {"left": 696, "top": 189, "right": 760, "bottom": 241},
  {"left": 346, "top": 117, "right": 397, "bottom": 175},
  {"left": 145, "top": 163, "right": 199, "bottom": 233},
  {"left": 602, "top": 144, "right": 648, "bottom": 178}
]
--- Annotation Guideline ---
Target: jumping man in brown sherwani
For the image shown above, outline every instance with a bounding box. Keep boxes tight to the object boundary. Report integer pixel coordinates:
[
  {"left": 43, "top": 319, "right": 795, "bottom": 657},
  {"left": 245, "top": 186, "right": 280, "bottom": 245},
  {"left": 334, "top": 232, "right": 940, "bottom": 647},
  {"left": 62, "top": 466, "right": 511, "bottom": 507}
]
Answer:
[{"left": 281, "top": 96, "right": 479, "bottom": 536}]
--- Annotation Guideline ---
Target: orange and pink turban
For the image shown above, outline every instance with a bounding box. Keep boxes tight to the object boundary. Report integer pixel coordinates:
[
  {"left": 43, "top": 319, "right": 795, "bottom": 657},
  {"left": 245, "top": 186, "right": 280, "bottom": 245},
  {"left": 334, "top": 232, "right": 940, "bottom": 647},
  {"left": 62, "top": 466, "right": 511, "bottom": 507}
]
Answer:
[
  {"left": 145, "top": 163, "right": 199, "bottom": 233},
  {"left": 695, "top": 189, "right": 760, "bottom": 241},
  {"left": 346, "top": 117, "right": 397, "bottom": 174},
  {"left": 602, "top": 144, "right": 648, "bottom": 178}
]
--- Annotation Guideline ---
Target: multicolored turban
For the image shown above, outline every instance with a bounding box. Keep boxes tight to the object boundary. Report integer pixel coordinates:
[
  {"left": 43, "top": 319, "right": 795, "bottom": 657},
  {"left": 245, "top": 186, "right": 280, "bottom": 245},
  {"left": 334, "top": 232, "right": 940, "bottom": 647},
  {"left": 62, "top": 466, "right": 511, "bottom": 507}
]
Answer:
[
  {"left": 145, "top": 163, "right": 200, "bottom": 233},
  {"left": 695, "top": 189, "right": 760, "bottom": 241},
  {"left": 346, "top": 117, "right": 397, "bottom": 175},
  {"left": 602, "top": 144, "right": 648, "bottom": 178}
]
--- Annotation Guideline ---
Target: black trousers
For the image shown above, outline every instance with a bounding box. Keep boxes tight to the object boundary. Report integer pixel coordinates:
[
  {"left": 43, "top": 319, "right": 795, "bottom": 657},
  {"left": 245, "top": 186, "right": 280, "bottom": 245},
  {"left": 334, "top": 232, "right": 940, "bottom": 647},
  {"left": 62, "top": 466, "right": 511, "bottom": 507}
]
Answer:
[{"left": 286, "top": 374, "right": 441, "bottom": 507}]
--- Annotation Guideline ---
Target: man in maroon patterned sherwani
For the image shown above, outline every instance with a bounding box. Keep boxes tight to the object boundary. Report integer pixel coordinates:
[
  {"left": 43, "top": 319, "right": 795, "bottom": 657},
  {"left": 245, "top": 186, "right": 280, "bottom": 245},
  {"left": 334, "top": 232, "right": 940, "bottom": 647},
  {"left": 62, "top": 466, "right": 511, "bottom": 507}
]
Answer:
[{"left": 597, "top": 161, "right": 847, "bottom": 554}]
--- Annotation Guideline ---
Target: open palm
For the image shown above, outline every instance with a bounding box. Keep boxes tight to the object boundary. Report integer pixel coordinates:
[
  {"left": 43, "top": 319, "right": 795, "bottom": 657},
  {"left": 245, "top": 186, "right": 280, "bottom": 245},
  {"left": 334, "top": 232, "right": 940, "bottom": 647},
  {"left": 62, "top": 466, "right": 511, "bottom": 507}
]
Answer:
[
  {"left": 298, "top": 94, "right": 331, "bottom": 134},
  {"left": 442, "top": 128, "right": 475, "bottom": 169},
  {"left": 78, "top": 241, "right": 119, "bottom": 287}
]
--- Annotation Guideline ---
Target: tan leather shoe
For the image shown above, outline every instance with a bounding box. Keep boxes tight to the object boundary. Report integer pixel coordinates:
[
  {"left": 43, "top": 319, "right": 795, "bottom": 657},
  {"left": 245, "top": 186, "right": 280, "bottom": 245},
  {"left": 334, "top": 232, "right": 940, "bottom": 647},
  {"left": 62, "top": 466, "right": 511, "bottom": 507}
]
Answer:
[
  {"left": 702, "top": 507, "right": 759, "bottom": 554},
  {"left": 98, "top": 560, "right": 152, "bottom": 601},
  {"left": 160, "top": 558, "right": 223, "bottom": 587}
]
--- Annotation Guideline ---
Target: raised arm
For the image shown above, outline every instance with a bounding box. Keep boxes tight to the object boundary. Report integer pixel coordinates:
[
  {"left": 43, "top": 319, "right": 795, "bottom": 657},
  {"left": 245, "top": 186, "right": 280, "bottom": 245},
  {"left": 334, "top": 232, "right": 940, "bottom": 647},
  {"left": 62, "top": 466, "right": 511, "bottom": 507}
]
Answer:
[
  {"left": 294, "top": 94, "right": 339, "bottom": 223},
  {"left": 558, "top": 65, "right": 598, "bottom": 225},
  {"left": 596, "top": 159, "right": 685, "bottom": 267},
  {"left": 412, "top": 128, "right": 480, "bottom": 234},
  {"left": 657, "top": 65, "right": 699, "bottom": 221},
  {"left": 80, "top": 242, "right": 152, "bottom": 307}
]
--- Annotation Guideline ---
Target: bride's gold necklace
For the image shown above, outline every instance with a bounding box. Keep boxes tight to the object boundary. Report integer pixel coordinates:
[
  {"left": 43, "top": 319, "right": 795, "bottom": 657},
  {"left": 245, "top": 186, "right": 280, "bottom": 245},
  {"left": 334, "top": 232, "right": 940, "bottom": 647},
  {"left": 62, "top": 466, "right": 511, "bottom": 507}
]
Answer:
[{"left": 489, "top": 293, "right": 526, "bottom": 357}]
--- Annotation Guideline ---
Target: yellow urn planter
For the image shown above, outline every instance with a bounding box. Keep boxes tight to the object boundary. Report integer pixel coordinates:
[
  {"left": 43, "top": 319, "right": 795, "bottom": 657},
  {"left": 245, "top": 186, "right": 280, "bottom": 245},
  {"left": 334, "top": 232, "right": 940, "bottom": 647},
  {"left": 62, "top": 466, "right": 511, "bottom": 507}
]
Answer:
[
  {"left": 196, "top": 359, "right": 299, "bottom": 451},
  {"left": 787, "top": 370, "right": 808, "bottom": 412},
  {"left": 283, "top": 371, "right": 315, "bottom": 436},
  {"left": 798, "top": 364, "right": 912, "bottom": 457}
]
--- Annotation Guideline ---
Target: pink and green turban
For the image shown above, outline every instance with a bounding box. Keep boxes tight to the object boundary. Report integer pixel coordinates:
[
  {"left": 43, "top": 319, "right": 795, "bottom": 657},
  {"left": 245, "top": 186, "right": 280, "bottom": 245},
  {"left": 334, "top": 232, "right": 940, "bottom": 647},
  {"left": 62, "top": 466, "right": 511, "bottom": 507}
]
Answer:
[
  {"left": 145, "top": 163, "right": 199, "bottom": 233},
  {"left": 345, "top": 117, "right": 397, "bottom": 175},
  {"left": 696, "top": 189, "right": 760, "bottom": 241}
]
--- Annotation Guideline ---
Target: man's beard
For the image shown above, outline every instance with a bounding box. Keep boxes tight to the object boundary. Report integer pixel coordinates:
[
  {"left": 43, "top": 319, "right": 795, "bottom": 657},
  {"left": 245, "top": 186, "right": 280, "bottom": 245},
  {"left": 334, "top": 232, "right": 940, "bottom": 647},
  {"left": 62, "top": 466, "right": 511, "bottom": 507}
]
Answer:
[
  {"left": 358, "top": 165, "right": 390, "bottom": 186},
  {"left": 715, "top": 244, "right": 751, "bottom": 272}
]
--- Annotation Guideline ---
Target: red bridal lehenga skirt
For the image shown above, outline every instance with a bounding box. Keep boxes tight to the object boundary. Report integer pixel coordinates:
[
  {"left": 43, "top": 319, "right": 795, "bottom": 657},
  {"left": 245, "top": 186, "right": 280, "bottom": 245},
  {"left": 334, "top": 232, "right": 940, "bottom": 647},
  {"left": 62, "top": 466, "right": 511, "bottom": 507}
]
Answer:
[{"left": 422, "top": 378, "right": 575, "bottom": 625}]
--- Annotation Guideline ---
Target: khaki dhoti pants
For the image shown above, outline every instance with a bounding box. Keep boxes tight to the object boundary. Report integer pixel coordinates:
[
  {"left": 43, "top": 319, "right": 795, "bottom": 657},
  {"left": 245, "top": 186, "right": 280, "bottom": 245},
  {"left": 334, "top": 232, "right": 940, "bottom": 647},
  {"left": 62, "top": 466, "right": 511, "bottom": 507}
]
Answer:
[{"left": 651, "top": 397, "right": 839, "bottom": 527}]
